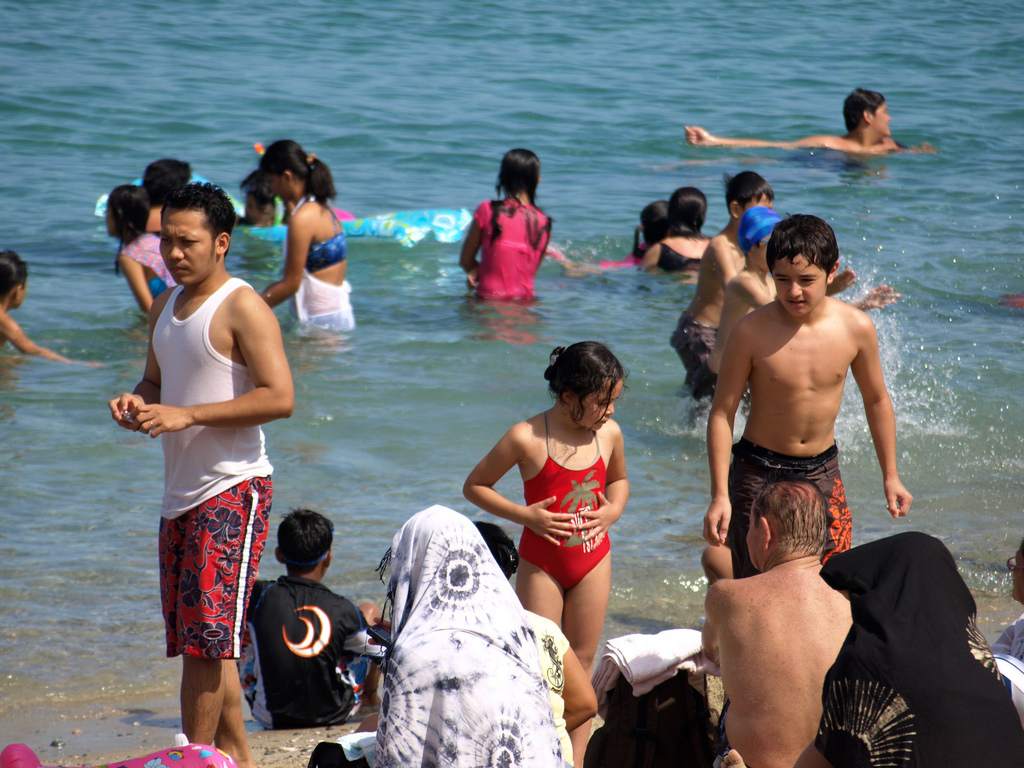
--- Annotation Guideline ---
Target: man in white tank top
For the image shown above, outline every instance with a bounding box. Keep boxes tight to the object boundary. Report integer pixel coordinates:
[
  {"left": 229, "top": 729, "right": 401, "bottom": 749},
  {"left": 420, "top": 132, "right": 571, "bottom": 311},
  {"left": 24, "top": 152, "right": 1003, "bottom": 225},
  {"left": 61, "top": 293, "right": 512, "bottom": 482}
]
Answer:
[{"left": 109, "top": 183, "right": 294, "bottom": 768}]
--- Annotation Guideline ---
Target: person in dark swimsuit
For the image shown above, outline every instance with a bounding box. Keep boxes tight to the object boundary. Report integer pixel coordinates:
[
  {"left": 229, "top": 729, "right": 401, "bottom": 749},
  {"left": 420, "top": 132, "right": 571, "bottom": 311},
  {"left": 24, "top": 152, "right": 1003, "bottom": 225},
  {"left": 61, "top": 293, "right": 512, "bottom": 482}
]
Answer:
[{"left": 641, "top": 186, "right": 709, "bottom": 273}]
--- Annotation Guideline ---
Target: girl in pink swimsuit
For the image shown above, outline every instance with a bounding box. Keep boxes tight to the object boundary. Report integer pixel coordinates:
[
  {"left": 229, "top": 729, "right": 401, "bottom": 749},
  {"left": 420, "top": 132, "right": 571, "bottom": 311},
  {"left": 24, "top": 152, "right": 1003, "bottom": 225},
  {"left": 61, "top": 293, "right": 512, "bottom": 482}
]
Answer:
[
  {"left": 459, "top": 148, "right": 552, "bottom": 300},
  {"left": 464, "top": 341, "right": 629, "bottom": 765}
]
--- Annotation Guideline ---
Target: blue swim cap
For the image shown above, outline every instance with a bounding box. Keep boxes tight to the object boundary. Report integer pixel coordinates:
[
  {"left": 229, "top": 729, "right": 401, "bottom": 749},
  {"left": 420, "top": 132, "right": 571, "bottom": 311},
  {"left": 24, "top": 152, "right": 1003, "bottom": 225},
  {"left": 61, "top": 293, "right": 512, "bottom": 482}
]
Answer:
[{"left": 737, "top": 206, "right": 783, "bottom": 254}]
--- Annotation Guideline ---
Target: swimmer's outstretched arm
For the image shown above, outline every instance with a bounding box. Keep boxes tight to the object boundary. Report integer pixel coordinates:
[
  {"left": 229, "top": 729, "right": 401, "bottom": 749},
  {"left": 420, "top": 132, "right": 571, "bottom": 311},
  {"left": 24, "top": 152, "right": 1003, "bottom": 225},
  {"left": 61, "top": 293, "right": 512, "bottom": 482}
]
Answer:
[
  {"left": 0, "top": 312, "right": 92, "bottom": 365},
  {"left": 686, "top": 125, "right": 805, "bottom": 150}
]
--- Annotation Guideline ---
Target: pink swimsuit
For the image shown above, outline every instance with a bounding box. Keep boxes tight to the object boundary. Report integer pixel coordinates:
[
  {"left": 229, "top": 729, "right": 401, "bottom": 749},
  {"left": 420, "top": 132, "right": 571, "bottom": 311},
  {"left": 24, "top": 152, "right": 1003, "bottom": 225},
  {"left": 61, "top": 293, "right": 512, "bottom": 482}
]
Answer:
[{"left": 474, "top": 199, "right": 551, "bottom": 300}]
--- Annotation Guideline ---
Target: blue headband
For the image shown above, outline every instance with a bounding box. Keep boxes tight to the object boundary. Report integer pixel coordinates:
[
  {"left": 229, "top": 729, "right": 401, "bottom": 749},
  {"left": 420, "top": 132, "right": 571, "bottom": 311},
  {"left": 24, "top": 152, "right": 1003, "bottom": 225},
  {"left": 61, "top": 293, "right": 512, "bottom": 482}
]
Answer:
[
  {"left": 738, "top": 206, "right": 782, "bottom": 254},
  {"left": 282, "top": 549, "right": 330, "bottom": 567}
]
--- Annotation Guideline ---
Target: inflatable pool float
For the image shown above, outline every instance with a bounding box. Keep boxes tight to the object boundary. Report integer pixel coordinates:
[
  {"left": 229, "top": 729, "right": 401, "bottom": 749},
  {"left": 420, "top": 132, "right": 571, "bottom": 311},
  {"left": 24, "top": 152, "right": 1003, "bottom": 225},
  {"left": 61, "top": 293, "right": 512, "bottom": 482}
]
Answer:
[
  {"left": 1, "top": 734, "right": 235, "bottom": 768},
  {"left": 95, "top": 176, "right": 244, "bottom": 219},
  {"left": 239, "top": 208, "right": 472, "bottom": 249}
]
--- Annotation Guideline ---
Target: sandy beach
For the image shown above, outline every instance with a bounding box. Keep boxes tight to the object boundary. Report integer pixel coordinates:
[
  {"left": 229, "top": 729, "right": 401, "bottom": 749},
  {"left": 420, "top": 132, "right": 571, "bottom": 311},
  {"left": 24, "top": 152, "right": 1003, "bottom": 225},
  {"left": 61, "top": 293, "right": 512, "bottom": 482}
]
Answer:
[
  {"left": 1, "top": 691, "right": 362, "bottom": 768},
  {"left": 1, "top": 674, "right": 724, "bottom": 768}
]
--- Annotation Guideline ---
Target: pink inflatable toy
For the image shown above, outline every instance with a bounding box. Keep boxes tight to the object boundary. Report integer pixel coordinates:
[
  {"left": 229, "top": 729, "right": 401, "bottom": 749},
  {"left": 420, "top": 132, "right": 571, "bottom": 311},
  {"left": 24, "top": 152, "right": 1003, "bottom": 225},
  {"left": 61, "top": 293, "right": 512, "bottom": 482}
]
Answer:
[
  {"left": 1, "top": 735, "right": 236, "bottom": 768},
  {"left": 598, "top": 254, "right": 643, "bottom": 270}
]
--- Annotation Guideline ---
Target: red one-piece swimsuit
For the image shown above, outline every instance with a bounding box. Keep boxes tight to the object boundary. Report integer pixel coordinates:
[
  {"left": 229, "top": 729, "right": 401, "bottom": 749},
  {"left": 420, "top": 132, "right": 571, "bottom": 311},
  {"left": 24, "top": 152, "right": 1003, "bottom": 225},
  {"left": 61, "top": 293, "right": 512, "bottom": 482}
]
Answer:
[{"left": 520, "top": 416, "right": 610, "bottom": 590}]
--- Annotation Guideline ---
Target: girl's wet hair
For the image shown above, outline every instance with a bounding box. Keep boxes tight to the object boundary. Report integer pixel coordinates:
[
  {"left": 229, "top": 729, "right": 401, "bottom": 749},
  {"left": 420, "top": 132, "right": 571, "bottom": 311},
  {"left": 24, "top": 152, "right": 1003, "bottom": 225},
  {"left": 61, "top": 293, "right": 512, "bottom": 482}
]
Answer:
[
  {"left": 633, "top": 200, "right": 669, "bottom": 256},
  {"left": 496, "top": 148, "right": 541, "bottom": 206},
  {"left": 667, "top": 187, "right": 707, "bottom": 238},
  {"left": 0, "top": 250, "right": 27, "bottom": 297},
  {"left": 544, "top": 341, "right": 627, "bottom": 421},
  {"left": 490, "top": 148, "right": 551, "bottom": 251},
  {"left": 107, "top": 185, "right": 151, "bottom": 274},
  {"left": 259, "top": 139, "right": 336, "bottom": 203}
]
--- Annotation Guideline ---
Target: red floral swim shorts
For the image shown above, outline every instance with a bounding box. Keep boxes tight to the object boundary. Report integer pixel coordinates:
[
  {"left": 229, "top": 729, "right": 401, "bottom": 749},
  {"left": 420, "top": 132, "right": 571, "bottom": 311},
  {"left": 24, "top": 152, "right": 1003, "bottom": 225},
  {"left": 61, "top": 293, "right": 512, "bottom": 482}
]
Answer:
[{"left": 159, "top": 476, "right": 271, "bottom": 659}]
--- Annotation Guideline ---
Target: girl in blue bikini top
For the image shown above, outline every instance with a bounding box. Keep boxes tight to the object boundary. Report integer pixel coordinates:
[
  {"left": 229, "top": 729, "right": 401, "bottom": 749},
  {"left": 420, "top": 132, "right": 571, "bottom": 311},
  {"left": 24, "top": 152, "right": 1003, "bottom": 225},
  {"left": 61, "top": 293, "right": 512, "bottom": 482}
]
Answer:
[{"left": 257, "top": 140, "right": 349, "bottom": 308}]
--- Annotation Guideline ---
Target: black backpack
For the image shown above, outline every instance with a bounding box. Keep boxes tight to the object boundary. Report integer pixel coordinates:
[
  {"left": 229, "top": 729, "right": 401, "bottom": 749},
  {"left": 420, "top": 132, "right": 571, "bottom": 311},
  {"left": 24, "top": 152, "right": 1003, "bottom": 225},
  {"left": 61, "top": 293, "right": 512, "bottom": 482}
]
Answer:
[
  {"left": 584, "top": 671, "right": 719, "bottom": 768},
  {"left": 306, "top": 740, "right": 369, "bottom": 768}
]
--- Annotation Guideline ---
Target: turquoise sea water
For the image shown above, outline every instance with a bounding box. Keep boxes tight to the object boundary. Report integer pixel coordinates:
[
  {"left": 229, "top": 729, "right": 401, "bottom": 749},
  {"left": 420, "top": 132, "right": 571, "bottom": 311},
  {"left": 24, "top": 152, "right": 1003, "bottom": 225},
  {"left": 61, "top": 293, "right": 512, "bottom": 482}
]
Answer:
[{"left": 2, "top": 0, "right": 1023, "bottom": 723}]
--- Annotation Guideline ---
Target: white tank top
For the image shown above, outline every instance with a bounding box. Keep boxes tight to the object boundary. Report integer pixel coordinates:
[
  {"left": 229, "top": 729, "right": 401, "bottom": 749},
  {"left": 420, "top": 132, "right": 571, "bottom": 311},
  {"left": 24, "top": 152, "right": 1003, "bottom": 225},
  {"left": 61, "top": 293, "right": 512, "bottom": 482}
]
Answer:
[{"left": 153, "top": 277, "right": 273, "bottom": 518}]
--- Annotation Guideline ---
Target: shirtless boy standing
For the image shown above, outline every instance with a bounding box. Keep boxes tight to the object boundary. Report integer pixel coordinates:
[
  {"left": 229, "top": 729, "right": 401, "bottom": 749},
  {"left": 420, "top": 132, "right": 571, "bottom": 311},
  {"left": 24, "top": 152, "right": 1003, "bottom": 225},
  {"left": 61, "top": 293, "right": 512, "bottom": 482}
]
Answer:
[
  {"left": 672, "top": 174, "right": 855, "bottom": 399},
  {"left": 109, "top": 183, "right": 294, "bottom": 768},
  {"left": 703, "top": 214, "right": 911, "bottom": 579},
  {"left": 686, "top": 88, "right": 935, "bottom": 154},
  {"left": 701, "top": 207, "right": 897, "bottom": 400},
  {"left": 670, "top": 172, "right": 775, "bottom": 395}
]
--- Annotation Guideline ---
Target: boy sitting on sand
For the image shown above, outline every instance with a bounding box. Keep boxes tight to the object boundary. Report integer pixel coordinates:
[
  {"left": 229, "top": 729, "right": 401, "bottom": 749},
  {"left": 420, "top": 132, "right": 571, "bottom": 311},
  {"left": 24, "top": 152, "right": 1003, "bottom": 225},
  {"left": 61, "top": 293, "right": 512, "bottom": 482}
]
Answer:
[
  {"left": 703, "top": 214, "right": 912, "bottom": 580},
  {"left": 685, "top": 88, "right": 935, "bottom": 154},
  {"left": 0, "top": 250, "right": 96, "bottom": 365},
  {"left": 240, "top": 509, "right": 382, "bottom": 729}
]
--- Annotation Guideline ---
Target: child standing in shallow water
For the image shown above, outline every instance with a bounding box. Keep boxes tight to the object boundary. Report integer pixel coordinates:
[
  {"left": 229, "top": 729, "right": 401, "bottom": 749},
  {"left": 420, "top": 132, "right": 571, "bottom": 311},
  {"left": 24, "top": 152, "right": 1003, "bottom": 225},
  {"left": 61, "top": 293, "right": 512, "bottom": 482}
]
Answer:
[
  {"left": 459, "top": 148, "right": 552, "bottom": 300},
  {"left": 106, "top": 184, "right": 176, "bottom": 312},
  {"left": 464, "top": 341, "right": 628, "bottom": 765}
]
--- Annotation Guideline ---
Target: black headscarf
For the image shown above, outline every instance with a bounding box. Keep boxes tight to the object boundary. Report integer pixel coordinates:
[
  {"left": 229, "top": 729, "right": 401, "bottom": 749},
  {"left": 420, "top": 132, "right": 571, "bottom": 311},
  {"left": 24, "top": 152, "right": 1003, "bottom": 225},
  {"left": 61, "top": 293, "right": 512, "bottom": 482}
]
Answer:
[{"left": 814, "top": 531, "right": 1024, "bottom": 766}]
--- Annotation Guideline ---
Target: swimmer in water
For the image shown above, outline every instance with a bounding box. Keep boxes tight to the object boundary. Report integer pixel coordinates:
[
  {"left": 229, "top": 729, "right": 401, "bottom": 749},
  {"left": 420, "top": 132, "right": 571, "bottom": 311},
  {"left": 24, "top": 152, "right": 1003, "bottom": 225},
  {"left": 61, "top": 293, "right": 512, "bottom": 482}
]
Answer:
[
  {"left": 686, "top": 88, "right": 936, "bottom": 154},
  {"left": 0, "top": 250, "right": 99, "bottom": 365}
]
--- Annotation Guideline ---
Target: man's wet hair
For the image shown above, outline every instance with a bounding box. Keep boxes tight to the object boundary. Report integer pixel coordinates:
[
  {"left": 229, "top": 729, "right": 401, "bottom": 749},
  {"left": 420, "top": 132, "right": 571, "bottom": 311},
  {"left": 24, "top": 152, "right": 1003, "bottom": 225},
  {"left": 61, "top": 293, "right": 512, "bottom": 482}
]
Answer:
[
  {"left": 843, "top": 88, "right": 886, "bottom": 133},
  {"left": 766, "top": 214, "right": 839, "bottom": 275},
  {"left": 142, "top": 159, "right": 192, "bottom": 206},
  {"left": 751, "top": 479, "right": 830, "bottom": 559},
  {"left": 162, "top": 182, "right": 236, "bottom": 241},
  {"left": 724, "top": 171, "right": 774, "bottom": 208}
]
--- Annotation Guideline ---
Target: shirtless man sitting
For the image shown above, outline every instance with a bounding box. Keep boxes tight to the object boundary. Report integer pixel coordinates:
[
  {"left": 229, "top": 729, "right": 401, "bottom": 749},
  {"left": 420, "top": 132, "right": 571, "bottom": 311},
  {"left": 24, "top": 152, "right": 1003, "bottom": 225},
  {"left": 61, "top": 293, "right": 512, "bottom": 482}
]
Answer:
[
  {"left": 702, "top": 479, "right": 852, "bottom": 768},
  {"left": 686, "top": 88, "right": 935, "bottom": 154}
]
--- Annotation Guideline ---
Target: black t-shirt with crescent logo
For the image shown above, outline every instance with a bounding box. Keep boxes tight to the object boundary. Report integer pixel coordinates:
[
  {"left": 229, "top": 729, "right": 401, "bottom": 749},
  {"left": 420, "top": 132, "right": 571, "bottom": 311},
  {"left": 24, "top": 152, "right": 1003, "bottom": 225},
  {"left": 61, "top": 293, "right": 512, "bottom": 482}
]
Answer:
[{"left": 240, "top": 575, "right": 371, "bottom": 728}]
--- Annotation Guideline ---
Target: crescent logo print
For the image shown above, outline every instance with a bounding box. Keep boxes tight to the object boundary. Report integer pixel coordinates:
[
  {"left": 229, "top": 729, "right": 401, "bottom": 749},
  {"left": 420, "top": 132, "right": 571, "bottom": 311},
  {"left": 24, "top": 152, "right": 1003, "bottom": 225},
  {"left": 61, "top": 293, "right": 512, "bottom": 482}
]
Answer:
[{"left": 282, "top": 605, "right": 332, "bottom": 657}]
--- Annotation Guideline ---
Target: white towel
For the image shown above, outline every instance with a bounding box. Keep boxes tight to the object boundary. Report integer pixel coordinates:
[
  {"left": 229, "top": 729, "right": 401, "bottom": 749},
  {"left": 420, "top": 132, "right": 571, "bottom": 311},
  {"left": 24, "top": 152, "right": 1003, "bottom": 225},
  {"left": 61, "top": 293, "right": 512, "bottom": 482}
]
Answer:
[
  {"left": 338, "top": 732, "right": 377, "bottom": 765},
  {"left": 591, "top": 628, "right": 720, "bottom": 719}
]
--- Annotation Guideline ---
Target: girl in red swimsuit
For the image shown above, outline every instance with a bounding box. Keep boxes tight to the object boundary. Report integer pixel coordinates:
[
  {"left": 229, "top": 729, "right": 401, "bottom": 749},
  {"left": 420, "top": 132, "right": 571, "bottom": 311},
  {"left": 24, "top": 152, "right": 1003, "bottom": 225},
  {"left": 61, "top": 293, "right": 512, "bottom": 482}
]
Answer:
[{"left": 464, "top": 341, "right": 629, "bottom": 766}]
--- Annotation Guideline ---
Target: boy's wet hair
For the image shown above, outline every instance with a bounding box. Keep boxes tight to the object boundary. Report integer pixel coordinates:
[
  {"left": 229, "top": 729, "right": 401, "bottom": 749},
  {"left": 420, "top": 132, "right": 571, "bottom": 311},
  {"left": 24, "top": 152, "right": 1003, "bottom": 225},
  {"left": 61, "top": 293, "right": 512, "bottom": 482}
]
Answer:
[
  {"left": 142, "top": 159, "right": 191, "bottom": 206},
  {"left": 723, "top": 171, "right": 774, "bottom": 208},
  {"left": 766, "top": 214, "right": 839, "bottom": 275},
  {"left": 162, "top": 182, "right": 236, "bottom": 241},
  {"left": 843, "top": 88, "right": 886, "bottom": 132},
  {"left": 279, "top": 509, "right": 334, "bottom": 569},
  {"left": 668, "top": 186, "right": 707, "bottom": 237},
  {"left": 0, "top": 250, "right": 27, "bottom": 297},
  {"left": 241, "top": 169, "right": 275, "bottom": 210},
  {"left": 634, "top": 200, "right": 669, "bottom": 256},
  {"left": 474, "top": 521, "right": 520, "bottom": 580},
  {"left": 751, "top": 479, "right": 830, "bottom": 559},
  {"left": 544, "top": 341, "right": 627, "bottom": 422},
  {"left": 259, "top": 139, "right": 336, "bottom": 203}
]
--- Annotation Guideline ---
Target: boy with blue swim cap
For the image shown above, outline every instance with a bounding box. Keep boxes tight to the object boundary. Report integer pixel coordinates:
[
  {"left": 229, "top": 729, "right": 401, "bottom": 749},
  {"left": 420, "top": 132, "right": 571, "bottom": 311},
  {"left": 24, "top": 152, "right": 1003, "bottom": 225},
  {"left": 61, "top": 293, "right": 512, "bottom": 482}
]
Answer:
[{"left": 697, "top": 207, "right": 782, "bottom": 402}]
